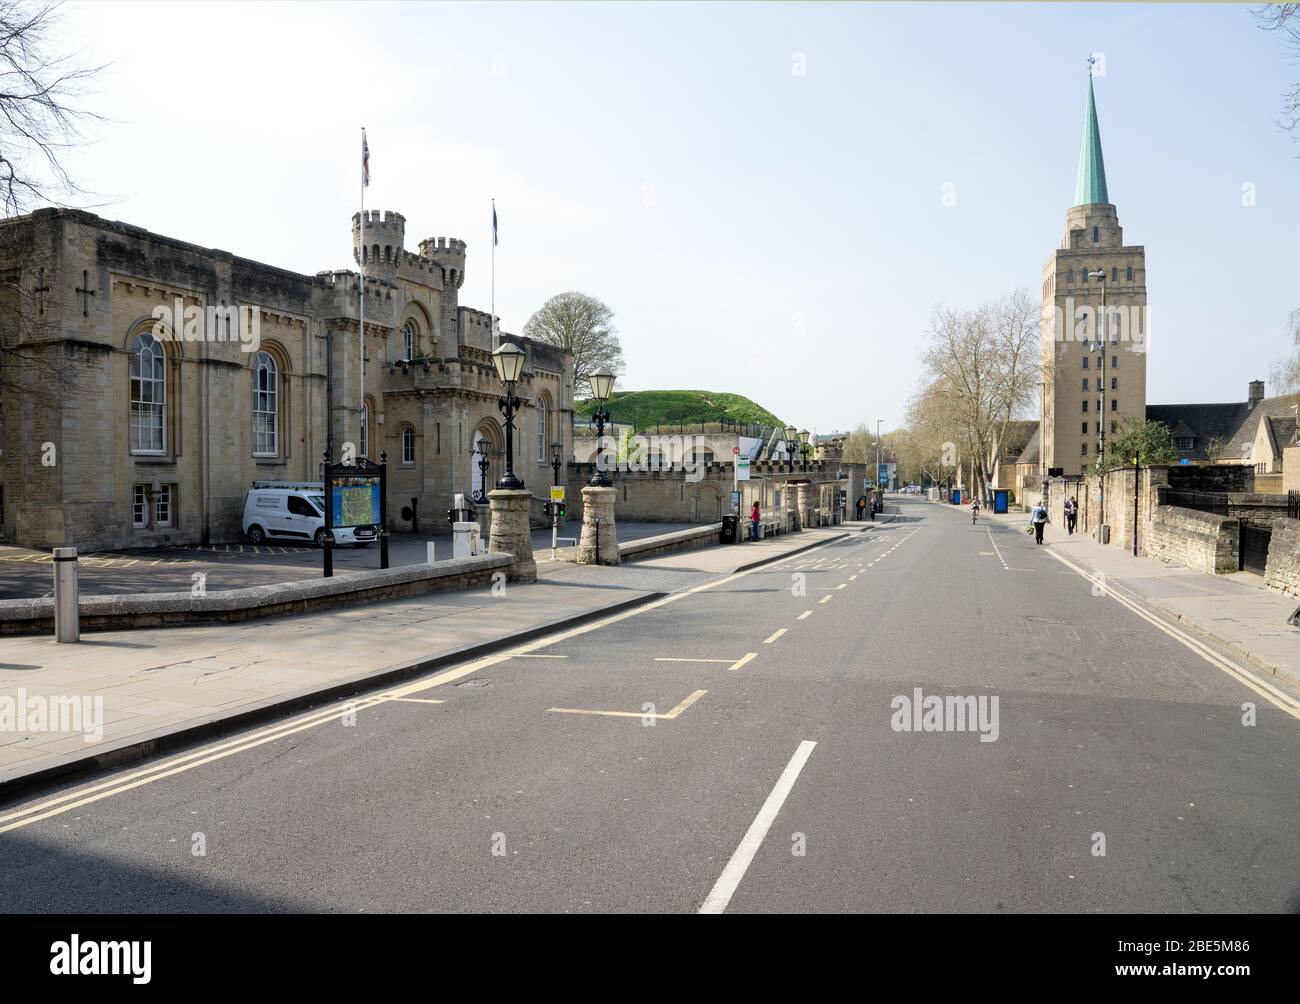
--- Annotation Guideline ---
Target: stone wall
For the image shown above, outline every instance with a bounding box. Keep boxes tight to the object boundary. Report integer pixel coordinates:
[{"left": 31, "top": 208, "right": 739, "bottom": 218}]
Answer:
[
  {"left": 1144, "top": 505, "right": 1239, "bottom": 574},
  {"left": 1264, "top": 517, "right": 1300, "bottom": 597},
  {"left": 1284, "top": 447, "right": 1300, "bottom": 492}
]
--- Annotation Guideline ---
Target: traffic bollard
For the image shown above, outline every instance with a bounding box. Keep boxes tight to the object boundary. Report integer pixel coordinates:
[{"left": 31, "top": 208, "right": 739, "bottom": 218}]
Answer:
[{"left": 53, "top": 546, "right": 80, "bottom": 643}]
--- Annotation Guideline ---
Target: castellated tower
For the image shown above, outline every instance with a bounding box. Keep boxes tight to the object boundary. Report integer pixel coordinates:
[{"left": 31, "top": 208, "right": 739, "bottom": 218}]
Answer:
[
  {"left": 419, "top": 236, "right": 467, "bottom": 344},
  {"left": 1038, "top": 74, "right": 1148, "bottom": 478},
  {"left": 352, "top": 210, "right": 405, "bottom": 281}
]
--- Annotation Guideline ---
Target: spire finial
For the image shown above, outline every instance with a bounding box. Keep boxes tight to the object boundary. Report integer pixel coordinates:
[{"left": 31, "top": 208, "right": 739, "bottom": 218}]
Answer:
[{"left": 1073, "top": 66, "right": 1109, "bottom": 207}]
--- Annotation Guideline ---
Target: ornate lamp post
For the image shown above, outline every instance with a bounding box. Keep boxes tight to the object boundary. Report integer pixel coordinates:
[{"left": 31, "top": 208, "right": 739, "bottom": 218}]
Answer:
[
  {"left": 472, "top": 442, "right": 491, "bottom": 502},
  {"left": 588, "top": 370, "right": 616, "bottom": 486},
  {"left": 799, "top": 429, "right": 811, "bottom": 473},
  {"left": 491, "top": 342, "right": 526, "bottom": 490},
  {"left": 785, "top": 425, "right": 798, "bottom": 473},
  {"left": 550, "top": 440, "right": 564, "bottom": 487}
]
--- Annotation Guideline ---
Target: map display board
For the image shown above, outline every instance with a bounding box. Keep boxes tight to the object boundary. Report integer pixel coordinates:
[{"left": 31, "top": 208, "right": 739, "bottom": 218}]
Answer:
[{"left": 330, "top": 475, "right": 381, "bottom": 528}]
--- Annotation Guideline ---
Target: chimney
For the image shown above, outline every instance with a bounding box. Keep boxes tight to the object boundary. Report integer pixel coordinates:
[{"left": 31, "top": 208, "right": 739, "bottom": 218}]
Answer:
[{"left": 1248, "top": 380, "right": 1265, "bottom": 406}]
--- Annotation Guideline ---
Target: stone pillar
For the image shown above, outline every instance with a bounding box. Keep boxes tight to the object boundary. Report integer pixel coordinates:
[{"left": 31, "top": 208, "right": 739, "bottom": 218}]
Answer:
[
  {"left": 796, "top": 483, "right": 811, "bottom": 531},
  {"left": 474, "top": 502, "right": 491, "bottom": 547},
  {"left": 578, "top": 485, "right": 619, "bottom": 564},
  {"left": 488, "top": 489, "right": 536, "bottom": 581}
]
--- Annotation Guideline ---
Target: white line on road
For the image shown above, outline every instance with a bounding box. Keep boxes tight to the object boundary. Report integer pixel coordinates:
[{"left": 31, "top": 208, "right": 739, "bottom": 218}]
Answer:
[
  {"left": 727, "top": 652, "right": 758, "bottom": 672},
  {"left": 699, "top": 739, "right": 817, "bottom": 914},
  {"left": 798, "top": 610, "right": 812, "bottom": 620},
  {"left": 762, "top": 628, "right": 787, "bottom": 644}
]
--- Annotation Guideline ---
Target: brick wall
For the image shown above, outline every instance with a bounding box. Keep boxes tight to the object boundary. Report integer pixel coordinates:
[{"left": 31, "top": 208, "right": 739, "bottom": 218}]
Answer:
[{"left": 1264, "top": 517, "right": 1300, "bottom": 597}]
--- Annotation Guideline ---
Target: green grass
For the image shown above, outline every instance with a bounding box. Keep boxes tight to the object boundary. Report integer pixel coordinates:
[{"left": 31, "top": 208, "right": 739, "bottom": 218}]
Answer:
[{"left": 575, "top": 390, "right": 785, "bottom": 430}]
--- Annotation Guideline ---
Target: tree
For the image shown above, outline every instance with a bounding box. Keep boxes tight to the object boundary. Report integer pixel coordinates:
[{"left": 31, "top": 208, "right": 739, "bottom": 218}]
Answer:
[
  {"left": 522, "top": 291, "right": 624, "bottom": 395},
  {"left": 1268, "top": 308, "right": 1300, "bottom": 393},
  {"left": 0, "top": 1, "right": 103, "bottom": 214},
  {"left": 1100, "top": 417, "right": 1177, "bottom": 471},
  {"left": 918, "top": 289, "right": 1038, "bottom": 501},
  {"left": 840, "top": 424, "right": 873, "bottom": 464},
  {"left": 1255, "top": 4, "right": 1300, "bottom": 147}
]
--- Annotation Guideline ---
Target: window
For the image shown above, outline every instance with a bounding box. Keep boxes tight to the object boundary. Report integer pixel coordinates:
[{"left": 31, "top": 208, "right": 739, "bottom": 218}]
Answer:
[
  {"left": 1126, "top": 266, "right": 1133, "bottom": 281},
  {"left": 1092, "top": 226, "right": 1099, "bottom": 243},
  {"left": 403, "top": 322, "right": 414, "bottom": 361},
  {"left": 1082, "top": 400, "right": 1089, "bottom": 413},
  {"left": 154, "top": 484, "right": 172, "bottom": 527},
  {"left": 1081, "top": 422, "right": 1089, "bottom": 435},
  {"left": 537, "top": 398, "right": 547, "bottom": 461},
  {"left": 1110, "top": 377, "right": 1117, "bottom": 391},
  {"left": 252, "top": 351, "right": 278, "bottom": 456},
  {"left": 1110, "top": 399, "right": 1117, "bottom": 413},
  {"left": 1111, "top": 267, "right": 1117, "bottom": 283},
  {"left": 1081, "top": 378, "right": 1089, "bottom": 391},
  {"left": 287, "top": 495, "right": 315, "bottom": 517},
  {"left": 360, "top": 402, "right": 369, "bottom": 458},
  {"left": 1111, "top": 355, "right": 1118, "bottom": 369},
  {"left": 129, "top": 333, "right": 166, "bottom": 454},
  {"left": 1067, "top": 269, "right": 1074, "bottom": 284},
  {"left": 402, "top": 426, "right": 415, "bottom": 464},
  {"left": 1176, "top": 437, "right": 1195, "bottom": 451},
  {"left": 1111, "top": 422, "right": 1117, "bottom": 434},
  {"left": 1083, "top": 269, "right": 1089, "bottom": 283},
  {"left": 133, "top": 484, "right": 147, "bottom": 527},
  {"left": 1082, "top": 356, "right": 1089, "bottom": 369},
  {"left": 1081, "top": 443, "right": 1088, "bottom": 456}
]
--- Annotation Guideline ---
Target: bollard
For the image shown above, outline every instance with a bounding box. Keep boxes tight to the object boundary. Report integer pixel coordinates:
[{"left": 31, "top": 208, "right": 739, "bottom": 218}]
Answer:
[
  {"left": 53, "top": 546, "right": 79, "bottom": 643},
  {"left": 426, "top": 541, "right": 437, "bottom": 565}
]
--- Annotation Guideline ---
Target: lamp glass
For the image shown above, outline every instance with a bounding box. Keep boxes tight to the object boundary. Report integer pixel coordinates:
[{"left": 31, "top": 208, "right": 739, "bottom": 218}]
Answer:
[
  {"left": 798, "top": 429, "right": 811, "bottom": 445},
  {"left": 492, "top": 343, "right": 525, "bottom": 384},
  {"left": 589, "top": 370, "right": 615, "bottom": 403}
]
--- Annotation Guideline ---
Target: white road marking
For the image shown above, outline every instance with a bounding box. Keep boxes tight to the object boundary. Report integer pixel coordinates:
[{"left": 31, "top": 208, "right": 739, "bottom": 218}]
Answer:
[
  {"left": 762, "top": 628, "right": 787, "bottom": 644},
  {"left": 699, "top": 740, "right": 817, "bottom": 914},
  {"left": 798, "top": 610, "right": 813, "bottom": 620},
  {"left": 727, "top": 652, "right": 758, "bottom": 672}
]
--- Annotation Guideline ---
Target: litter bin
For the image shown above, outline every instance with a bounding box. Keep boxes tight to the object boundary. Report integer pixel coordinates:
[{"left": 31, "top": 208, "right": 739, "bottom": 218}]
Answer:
[{"left": 721, "top": 515, "right": 739, "bottom": 544}]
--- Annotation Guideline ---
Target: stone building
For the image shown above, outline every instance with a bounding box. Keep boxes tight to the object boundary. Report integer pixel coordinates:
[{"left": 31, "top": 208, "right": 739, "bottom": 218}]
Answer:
[
  {"left": 1039, "top": 74, "right": 1149, "bottom": 477},
  {"left": 0, "top": 207, "right": 573, "bottom": 550}
]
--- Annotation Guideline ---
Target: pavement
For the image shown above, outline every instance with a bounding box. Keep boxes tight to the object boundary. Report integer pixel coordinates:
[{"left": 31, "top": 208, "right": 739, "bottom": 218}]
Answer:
[
  {"left": 1, "top": 497, "right": 1296, "bottom": 913},
  {"left": 0, "top": 521, "right": 863, "bottom": 792},
  {"left": 982, "top": 505, "right": 1300, "bottom": 690},
  {"left": 0, "top": 520, "right": 697, "bottom": 599}
]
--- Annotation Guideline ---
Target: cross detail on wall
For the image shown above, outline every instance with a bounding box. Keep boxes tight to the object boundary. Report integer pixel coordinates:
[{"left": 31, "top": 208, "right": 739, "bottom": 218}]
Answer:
[
  {"left": 75, "top": 270, "right": 96, "bottom": 317},
  {"left": 34, "top": 267, "right": 50, "bottom": 315}
]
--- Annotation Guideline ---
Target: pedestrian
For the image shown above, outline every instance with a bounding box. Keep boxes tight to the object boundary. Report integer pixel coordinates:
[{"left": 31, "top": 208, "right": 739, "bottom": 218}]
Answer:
[
  {"left": 856, "top": 496, "right": 867, "bottom": 520},
  {"left": 750, "top": 501, "right": 761, "bottom": 541},
  {"left": 1064, "top": 497, "right": 1078, "bottom": 535},
  {"left": 1030, "top": 501, "right": 1049, "bottom": 545}
]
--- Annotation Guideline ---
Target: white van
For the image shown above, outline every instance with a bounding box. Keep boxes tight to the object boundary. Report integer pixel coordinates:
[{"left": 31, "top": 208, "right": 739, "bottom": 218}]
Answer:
[{"left": 240, "top": 483, "right": 375, "bottom": 547}]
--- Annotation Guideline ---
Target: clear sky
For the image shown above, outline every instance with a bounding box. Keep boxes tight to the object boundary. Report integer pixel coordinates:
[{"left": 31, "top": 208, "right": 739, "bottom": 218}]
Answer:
[{"left": 57, "top": 1, "right": 1300, "bottom": 432}]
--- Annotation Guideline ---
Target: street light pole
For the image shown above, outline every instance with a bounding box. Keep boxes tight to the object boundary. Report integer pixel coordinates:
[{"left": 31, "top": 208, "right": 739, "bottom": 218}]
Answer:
[
  {"left": 1089, "top": 269, "right": 1108, "bottom": 541},
  {"left": 490, "top": 342, "right": 526, "bottom": 490},
  {"left": 588, "top": 371, "right": 616, "bottom": 486},
  {"left": 876, "top": 419, "right": 883, "bottom": 492}
]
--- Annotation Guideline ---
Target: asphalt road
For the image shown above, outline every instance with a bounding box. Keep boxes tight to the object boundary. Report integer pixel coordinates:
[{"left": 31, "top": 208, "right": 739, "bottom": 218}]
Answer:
[
  {"left": 0, "top": 521, "right": 697, "bottom": 598},
  {"left": 2, "top": 497, "right": 1298, "bottom": 913}
]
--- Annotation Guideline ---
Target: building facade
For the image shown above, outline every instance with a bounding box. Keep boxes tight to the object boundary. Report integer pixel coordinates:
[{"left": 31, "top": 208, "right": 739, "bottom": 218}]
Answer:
[
  {"left": 1039, "top": 74, "right": 1149, "bottom": 477},
  {"left": 0, "top": 207, "right": 573, "bottom": 550}
]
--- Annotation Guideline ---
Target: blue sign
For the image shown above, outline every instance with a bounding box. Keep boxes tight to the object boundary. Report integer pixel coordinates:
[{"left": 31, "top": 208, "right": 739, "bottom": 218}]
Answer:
[
  {"left": 330, "top": 477, "right": 382, "bottom": 528},
  {"left": 878, "top": 463, "right": 889, "bottom": 486},
  {"left": 1179, "top": 458, "right": 1191, "bottom": 465}
]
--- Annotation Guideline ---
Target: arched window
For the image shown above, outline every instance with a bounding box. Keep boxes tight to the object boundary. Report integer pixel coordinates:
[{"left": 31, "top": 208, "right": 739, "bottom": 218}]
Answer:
[
  {"left": 536, "top": 397, "right": 548, "bottom": 461},
  {"left": 402, "top": 425, "right": 415, "bottom": 465},
  {"left": 129, "top": 333, "right": 166, "bottom": 454},
  {"left": 252, "top": 351, "right": 278, "bottom": 456},
  {"left": 403, "top": 322, "right": 414, "bottom": 361},
  {"left": 360, "top": 401, "right": 369, "bottom": 459}
]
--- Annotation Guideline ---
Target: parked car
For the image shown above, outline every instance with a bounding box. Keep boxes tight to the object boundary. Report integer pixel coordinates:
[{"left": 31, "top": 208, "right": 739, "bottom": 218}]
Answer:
[{"left": 241, "top": 484, "right": 375, "bottom": 547}]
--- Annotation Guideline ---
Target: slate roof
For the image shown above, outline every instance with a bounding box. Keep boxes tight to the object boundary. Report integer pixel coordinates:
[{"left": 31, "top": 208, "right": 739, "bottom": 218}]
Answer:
[
  {"left": 1014, "top": 425, "right": 1041, "bottom": 466},
  {"left": 1146, "top": 391, "right": 1300, "bottom": 463}
]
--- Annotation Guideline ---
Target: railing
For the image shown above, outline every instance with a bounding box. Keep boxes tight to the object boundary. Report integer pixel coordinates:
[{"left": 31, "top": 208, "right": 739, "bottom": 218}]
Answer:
[
  {"left": 1158, "top": 489, "right": 1229, "bottom": 516},
  {"left": 1289, "top": 490, "right": 1299, "bottom": 521}
]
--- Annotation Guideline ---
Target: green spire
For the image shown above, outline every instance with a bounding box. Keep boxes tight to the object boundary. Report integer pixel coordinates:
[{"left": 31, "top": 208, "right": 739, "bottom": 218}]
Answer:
[{"left": 1073, "top": 74, "right": 1109, "bottom": 206}]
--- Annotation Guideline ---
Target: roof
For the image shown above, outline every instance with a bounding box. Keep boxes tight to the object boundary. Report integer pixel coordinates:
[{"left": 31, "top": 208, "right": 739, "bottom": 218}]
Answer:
[
  {"left": 1015, "top": 425, "right": 1041, "bottom": 466},
  {"left": 1074, "top": 75, "right": 1110, "bottom": 207},
  {"left": 997, "top": 419, "right": 1039, "bottom": 461},
  {"left": 1147, "top": 390, "right": 1300, "bottom": 462}
]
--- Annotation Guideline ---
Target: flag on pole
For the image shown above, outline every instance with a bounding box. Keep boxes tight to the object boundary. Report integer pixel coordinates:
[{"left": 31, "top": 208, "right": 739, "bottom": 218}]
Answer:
[
  {"left": 492, "top": 201, "right": 498, "bottom": 246},
  {"left": 362, "top": 129, "right": 370, "bottom": 188}
]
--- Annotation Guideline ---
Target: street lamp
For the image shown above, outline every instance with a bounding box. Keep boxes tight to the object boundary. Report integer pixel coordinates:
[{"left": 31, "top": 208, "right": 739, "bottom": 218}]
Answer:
[
  {"left": 588, "top": 370, "right": 616, "bottom": 486},
  {"left": 785, "top": 425, "right": 798, "bottom": 473},
  {"left": 550, "top": 440, "right": 564, "bottom": 487},
  {"left": 491, "top": 342, "right": 526, "bottom": 490},
  {"left": 799, "top": 429, "right": 811, "bottom": 473},
  {"left": 1088, "top": 269, "right": 1108, "bottom": 540},
  {"left": 472, "top": 442, "right": 490, "bottom": 502}
]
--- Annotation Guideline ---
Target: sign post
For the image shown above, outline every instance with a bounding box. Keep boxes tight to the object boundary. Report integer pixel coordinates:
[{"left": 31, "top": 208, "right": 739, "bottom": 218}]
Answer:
[{"left": 323, "top": 453, "right": 387, "bottom": 576}]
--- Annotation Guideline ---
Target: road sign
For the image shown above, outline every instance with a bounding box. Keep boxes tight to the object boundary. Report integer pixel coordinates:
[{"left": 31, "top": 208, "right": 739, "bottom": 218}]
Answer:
[
  {"left": 730, "top": 490, "right": 742, "bottom": 513},
  {"left": 735, "top": 457, "right": 751, "bottom": 481},
  {"left": 549, "top": 486, "right": 565, "bottom": 501},
  {"left": 732, "top": 446, "right": 741, "bottom": 456}
]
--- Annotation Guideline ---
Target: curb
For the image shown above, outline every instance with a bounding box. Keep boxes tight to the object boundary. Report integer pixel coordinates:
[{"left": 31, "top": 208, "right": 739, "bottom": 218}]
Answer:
[
  {"left": 1034, "top": 536, "right": 1300, "bottom": 693},
  {"left": 0, "top": 590, "right": 667, "bottom": 803}
]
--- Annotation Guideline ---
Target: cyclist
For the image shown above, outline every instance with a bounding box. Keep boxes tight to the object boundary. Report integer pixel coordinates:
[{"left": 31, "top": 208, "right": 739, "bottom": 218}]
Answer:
[{"left": 971, "top": 497, "right": 981, "bottom": 524}]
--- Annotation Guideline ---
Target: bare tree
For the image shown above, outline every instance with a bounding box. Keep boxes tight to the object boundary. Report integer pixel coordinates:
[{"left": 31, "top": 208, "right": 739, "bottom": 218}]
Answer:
[
  {"left": 0, "top": 0, "right": 103, "bottom": 214},
  {"left": 1269, "top": 307, "right": 1300, "bottom": 392},
  {"left": 522, "top": 291, "right": 624, "bottom": 395},
  {"left": 1255, "top": 3, "right": 1300, "bottom": 146}
]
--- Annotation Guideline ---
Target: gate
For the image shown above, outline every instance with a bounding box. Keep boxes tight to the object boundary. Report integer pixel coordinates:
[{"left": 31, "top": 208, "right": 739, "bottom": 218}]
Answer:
[{"left": 1240, "top": 523, "right": 1272, "bottom": 575}]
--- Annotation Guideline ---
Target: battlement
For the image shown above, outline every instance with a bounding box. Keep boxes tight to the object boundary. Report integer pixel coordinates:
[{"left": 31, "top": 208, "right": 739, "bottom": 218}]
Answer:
[
  {"left": 419, "top": 237, "right": 466, "bottom": 256},
  {"left": 418, "top": 236, "right": 466, "bottom": 290},
  {"left": 353, "top": 210, "right": 406, "bottom": 270}
]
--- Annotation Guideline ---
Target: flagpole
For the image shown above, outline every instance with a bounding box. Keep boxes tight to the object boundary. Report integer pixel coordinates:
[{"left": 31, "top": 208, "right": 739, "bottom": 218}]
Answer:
[
  {"left": 359, "top": 127, "right": 366, "bottom": 458},
  {"left": 490, "top": 197, "right": 497, "bottom": 350}
]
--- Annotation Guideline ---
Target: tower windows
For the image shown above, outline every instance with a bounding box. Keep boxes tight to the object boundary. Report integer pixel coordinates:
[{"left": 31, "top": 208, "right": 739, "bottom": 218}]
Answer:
[
  {"left": 1110, "top": 399, "right": 1117, "bottom": 412},
  {"left": 1082, "top": 356, "right": 1089, "bottom": 369},
  {"left": 1081, "top": 422, "right": 1088, "bottom": 435},
  {"left": 1111, "top": 266, "right": 1118, "bottom": 283},
  {"left": 403, "top": 322, "right": 414, "bottom": 361},
  {"left": 252, "top": 351, "right": 279, "bottom": 456},
  {"left": 129, "top": 333, "right": 166, "bottom": 454},
  {"left": 1082, "top": 400, "right": 1089, "bottom": 413},
  {"left": 1126, "top": 266, "right": 1133, "bottom": 281},
  {"left": 1081, "top": 443, "right": 1088, "bottom": 456},
  {"left": 1082, "top": 269, "right": 1089, "bottom": 283},
  {"left": 1111, "top": 377, "right": 1117, "bottom": 390},
  {"left": 1067, "top": 268, "right": 1074, "bottom": 284},
  {"left": 1081, "top": 378, "right": 1088, "bottom": 391},
  {"left": 1092, "top": 226, "right": 1099, "bottom": 243},
  {"left": 1111, "top": 355, "right": 1118, "bottom": 369},
  {"left": 401, "top": 425, "right": 415, "bottom": 465}
]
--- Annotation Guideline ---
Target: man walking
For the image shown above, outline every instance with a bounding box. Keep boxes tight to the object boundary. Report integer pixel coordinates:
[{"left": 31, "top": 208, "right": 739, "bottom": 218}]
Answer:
[
  {"left": 1030, "top": 501, "right": 1049, "bottom": 545},
  {"left": 1064, "top": 497, "right": 1078, "bottom": 535}
]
